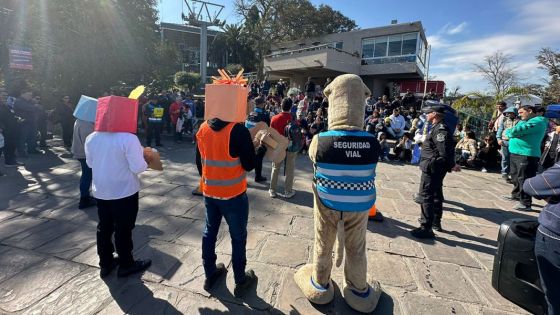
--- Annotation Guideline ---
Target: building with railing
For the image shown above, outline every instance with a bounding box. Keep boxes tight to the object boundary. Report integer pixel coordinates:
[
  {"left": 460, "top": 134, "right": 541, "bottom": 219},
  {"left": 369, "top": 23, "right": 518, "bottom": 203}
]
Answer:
[{"left": 264, "top": 21, "right": 428, "bottom": 97}]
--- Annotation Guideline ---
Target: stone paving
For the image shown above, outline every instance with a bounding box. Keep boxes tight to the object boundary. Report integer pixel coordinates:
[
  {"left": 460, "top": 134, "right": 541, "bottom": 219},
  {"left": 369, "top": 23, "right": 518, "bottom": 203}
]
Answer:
[{"left": 0, "top": 136, "right": 541, "bottom": 315}]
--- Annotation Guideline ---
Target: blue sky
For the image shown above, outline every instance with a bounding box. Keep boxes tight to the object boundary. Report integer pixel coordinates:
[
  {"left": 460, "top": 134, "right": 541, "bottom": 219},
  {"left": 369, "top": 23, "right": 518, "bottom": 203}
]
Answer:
[{"left": 159, "top": 0, "right": 560, "bottom": 93}]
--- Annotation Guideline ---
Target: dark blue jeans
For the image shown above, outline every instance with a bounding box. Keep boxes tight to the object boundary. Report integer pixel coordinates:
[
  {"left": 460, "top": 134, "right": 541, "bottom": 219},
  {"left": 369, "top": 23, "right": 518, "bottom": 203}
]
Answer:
[
  {"left": 78, "top": 158, "right": 92, "bottom": 198},
  {"left": 202, "top": 192, "right": 248, "bottom": 284},
  {"left": 535, "top": 228, "right": 560, "bottom": 315}
]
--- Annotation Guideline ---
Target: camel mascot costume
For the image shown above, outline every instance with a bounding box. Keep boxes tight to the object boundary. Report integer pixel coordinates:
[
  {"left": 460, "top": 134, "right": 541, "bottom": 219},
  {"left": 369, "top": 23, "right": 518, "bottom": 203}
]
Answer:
[{"left": 294, "top": 74, "right": 382, "bottom": 313}]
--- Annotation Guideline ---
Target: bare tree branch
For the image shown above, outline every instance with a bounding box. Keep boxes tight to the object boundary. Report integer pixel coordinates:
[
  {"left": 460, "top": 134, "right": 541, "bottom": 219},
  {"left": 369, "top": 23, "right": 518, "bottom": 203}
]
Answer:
[{"left": 473, "top": 51, "right": 518, "bottom": 96}]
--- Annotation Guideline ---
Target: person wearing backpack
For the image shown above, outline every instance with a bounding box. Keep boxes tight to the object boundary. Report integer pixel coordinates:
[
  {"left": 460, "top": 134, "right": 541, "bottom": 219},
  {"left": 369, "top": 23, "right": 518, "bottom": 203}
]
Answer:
[{"left": 269, "top": 98, "right": 300, "bottom": 198}]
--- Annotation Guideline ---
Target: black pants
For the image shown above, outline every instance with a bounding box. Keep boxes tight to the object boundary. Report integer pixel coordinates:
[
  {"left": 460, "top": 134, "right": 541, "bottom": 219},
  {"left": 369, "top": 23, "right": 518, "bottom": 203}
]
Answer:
[
  {"left": 419, "top": 170, "right": 446, "bottom": 229},
  {"left": 38, "top": 120, "right": 47, "bottom": 146},
  {"left": 96, "top": 192, "right": 139, "bottom": 268},
  {"left": 394, "top": 147, "right": 412, "bottom": 162},
  {"left": 510, "top": 154, "right": 539, "bottom": 206},
  {"left": 61, "top": 122, "right": 73, "bottom": 147},
  {"left": 146, "top": 122, "right": 162, "bottom": 146},
  {"left": 254, "top": 149, "right": 265, "bottom": 178},
  {"left": 2, "top": 127, "right": 18, "bottom": 164}
]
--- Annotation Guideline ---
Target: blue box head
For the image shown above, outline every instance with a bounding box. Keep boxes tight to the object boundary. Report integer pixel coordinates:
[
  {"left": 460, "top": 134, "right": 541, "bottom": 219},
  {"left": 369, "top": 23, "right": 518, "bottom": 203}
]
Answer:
[{"left": 73, "top": 95, "right": 98, "bottom": 122}]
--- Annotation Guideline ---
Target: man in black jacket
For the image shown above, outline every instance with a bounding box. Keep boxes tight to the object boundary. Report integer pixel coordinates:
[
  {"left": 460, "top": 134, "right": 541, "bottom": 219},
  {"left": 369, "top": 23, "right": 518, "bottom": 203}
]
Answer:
[
  {"left": 0, "top": 90, "right": 24, "bottom": 167},
  {"left": 245, "top": 96, "right": 270, "bottom": 182},
  {"left": 195, "top": 117, "right": 264, "bottom": 297}
]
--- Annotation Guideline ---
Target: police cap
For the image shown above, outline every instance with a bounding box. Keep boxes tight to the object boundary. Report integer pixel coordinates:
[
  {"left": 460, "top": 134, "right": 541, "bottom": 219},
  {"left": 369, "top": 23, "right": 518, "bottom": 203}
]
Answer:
[{"left": 421, "top": 103, "right": 447, "bottom": 114}]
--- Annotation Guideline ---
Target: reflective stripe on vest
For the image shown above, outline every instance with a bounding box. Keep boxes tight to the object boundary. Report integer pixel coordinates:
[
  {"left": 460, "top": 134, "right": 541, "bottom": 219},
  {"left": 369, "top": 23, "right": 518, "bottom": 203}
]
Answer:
[
  {"left": 197, "top": 121, "right": 247, "bottom": 199},
  {"left": 314, "top": 130, "right": 378, "bottom": 212}
]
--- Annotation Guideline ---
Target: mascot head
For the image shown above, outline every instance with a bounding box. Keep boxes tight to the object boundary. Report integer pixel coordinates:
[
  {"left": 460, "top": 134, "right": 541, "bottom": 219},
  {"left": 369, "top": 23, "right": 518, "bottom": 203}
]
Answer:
[{"left": 323, "top": 74, "right": 370, "bottom": 131}]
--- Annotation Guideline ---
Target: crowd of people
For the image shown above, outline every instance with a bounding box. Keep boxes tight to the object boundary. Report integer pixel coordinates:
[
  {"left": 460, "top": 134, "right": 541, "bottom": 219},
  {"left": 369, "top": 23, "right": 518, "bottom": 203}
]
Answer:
[{"left": 2, "top": 76, "right": 560, "bottom": 313}]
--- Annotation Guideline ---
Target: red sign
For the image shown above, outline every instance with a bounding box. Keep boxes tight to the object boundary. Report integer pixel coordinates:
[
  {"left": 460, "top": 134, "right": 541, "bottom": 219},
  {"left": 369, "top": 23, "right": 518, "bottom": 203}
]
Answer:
[{"left": 9, "top": 47, "right": 33, "bottom": 70}]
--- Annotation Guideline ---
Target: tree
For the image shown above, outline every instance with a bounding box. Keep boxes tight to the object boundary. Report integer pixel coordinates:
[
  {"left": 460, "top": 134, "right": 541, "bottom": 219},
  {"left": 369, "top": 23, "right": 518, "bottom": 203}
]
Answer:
[
  {"left": 234, "top": 0, "right": 357, "bottom": 77},
  {"left": 536, "top": 47, "right": 560, "bottom": 103},
  {"left": 473, "top": 51, "right": 518, "bottom": 96},
  {"left": 174, "top": 71, "right": 200, "bottom": 92},
  {"left": 0, "top": 0, "right": 168, "bottom": 106},
  {"left": 225, "top": 64, "right": 244, "bottom": 75}
]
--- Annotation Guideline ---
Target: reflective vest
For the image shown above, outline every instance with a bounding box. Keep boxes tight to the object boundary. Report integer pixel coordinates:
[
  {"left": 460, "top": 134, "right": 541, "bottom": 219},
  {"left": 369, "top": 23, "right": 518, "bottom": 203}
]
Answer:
[
  {"left": 148, "top": 104, "right": 164, "bottom": 123},
  {"left": 314, "top": 130, "right": 379, "bottom": 211},
  {"left": 196, "top": 122, "right": 247, "bottom": 199}
]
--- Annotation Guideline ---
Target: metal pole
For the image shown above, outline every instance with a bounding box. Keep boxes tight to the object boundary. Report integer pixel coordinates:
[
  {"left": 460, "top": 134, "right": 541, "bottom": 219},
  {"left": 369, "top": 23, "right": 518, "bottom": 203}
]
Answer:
[
  {"left": 200, "top": 22, "right": 207, "bottom": 85},
  {"left": 423, "top": 44, "right": 431, "bottom": 99}
]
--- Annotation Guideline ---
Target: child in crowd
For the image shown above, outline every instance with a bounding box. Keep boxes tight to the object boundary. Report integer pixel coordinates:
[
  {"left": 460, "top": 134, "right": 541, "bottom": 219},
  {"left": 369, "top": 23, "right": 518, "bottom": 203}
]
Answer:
[
  {"left": 393, "top": 132, "right": 413, "bottom": 162},
  {"left": 378, "top": 132, "right": 390, "bottom": 162}
]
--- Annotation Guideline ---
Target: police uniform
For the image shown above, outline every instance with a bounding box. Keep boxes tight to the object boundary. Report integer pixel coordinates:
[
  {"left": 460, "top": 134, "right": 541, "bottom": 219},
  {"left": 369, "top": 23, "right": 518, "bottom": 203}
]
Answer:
[
  {"left": 245, "top": 104, "right": 270, "bottom": 181},
  {"left": 146, "top": 100, "right": 164, "bottom": 147},
  {"left": 413, "top": 104, "right": 455, "bottom": 238}
]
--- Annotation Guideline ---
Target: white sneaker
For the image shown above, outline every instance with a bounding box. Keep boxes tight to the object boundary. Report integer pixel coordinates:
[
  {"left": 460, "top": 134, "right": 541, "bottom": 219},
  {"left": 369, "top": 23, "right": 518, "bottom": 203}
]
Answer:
[
  {"left": 284, "top": 190, "right": 296, "bottom": 199},
  {"left": 481, "top": 167, "right": 488, "bottom": 173},
  {"left": 269, "top": 189, "right": 277, "bottom": 198}
]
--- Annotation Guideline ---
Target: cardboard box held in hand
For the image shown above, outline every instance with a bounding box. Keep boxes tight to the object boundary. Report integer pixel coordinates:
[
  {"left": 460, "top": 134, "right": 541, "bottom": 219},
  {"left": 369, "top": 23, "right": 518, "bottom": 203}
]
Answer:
[
  {"left": 249, "top": 122, "right": 289, "bottom": 164},
  {"left": 204, "top": 69, "right": 249, "bottom": 123}
]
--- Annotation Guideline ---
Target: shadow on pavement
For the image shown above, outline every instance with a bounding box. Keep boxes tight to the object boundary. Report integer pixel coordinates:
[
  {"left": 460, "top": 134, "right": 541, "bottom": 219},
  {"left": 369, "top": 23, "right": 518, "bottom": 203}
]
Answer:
[
  {"left": 444, "top": 199, "right": 537, "bottom": 225},
  {"left": 102, "top": 278, "right": 180, "bottom": 315}
]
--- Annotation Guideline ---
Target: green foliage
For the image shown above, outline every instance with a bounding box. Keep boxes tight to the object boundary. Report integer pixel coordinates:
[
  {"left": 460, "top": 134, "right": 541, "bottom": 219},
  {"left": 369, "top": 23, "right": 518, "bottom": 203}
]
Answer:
[
  {"left": 0, "top": 0, "right": 176, "bottom": 107},
  {"left": 536, "top": 48, "right": 560, "bottom": 104},
  {"left": 174, "top": 71, "right": 200, "bottom": 91},
  {"left": 234, "top": 0, "right": 357, "bottom": 78},
  {"left": 225, "top": 64, "right": 244, "bottom": 75}
]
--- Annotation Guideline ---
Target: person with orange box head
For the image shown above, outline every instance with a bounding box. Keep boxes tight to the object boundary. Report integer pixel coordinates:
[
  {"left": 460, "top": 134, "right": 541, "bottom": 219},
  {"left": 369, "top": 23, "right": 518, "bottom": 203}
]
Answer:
[
  {"left": 196, "top": 69, "right": 264, "bottom": 297},
  {"left": 85, "top": 92, "right": 152, "bottom": 279}
]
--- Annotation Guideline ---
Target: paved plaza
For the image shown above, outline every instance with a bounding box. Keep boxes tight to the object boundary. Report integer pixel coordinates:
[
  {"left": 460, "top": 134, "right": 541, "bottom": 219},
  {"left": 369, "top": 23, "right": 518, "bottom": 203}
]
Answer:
[{"left": 0, "top": 137, "right": 540, "bottom": 315}]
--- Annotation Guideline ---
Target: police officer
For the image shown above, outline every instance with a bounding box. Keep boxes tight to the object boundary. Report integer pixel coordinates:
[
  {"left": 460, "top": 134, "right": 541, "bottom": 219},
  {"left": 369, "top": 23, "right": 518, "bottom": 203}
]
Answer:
[
  {"left": 144, "top": 94, "right": 164, "bottom": 147},
  {"left": 245, "top": 96, "right": 270, "bottom": 183},
  {"left": 411, "top": 104, "right": 456, "bottom": 239}
]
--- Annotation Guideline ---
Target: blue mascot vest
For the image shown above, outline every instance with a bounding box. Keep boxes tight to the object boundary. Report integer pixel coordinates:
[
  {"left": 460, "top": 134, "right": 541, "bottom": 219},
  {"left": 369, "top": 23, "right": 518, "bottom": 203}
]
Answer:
[{"left": 314, "top": 130, "right": 380, "bottom": 211}]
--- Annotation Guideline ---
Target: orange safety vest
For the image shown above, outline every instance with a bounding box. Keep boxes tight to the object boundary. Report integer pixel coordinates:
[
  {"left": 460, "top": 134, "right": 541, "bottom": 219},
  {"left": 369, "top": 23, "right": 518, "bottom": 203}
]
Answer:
[{"left": 196, "top": 122, "right": 247, "bottom": 199}]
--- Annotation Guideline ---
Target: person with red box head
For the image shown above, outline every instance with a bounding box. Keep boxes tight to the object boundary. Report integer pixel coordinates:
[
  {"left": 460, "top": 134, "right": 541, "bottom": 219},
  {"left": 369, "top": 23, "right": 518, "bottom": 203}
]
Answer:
[
  {"left": 85, "top": 95, "right": 152, "bottom": 278},
  {"left": 195, "top": 94, "right": 263, "bottom": 297}
]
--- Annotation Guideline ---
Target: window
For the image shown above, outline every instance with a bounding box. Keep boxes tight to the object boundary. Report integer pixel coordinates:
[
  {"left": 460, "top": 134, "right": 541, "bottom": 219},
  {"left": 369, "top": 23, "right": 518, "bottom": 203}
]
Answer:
[
  {"left": 402, "top": 33, "right": 417, "bottom": 55},
  {"left": 388, "top": 35, "right": 402, "bottom": 56},
  {"left": 334, "top": 41, "right": 343, "bottom": 49},
  {"left": 374, "top": 37, "right": 387, "bottom": 57},
  {"left": 362, "top": 39, "right": 374, "bottom": 58}
]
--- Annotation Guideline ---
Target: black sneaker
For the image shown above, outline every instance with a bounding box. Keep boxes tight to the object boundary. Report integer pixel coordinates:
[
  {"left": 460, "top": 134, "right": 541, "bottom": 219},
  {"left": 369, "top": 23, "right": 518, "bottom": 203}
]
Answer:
[
  {"left": 100, "top": 260, "right": 118, "bottom": 278},
  {"left": 192, "top": 188, "right": 203, "bottom": 196},
  {"left": 203, "top": 263, "right": 227, "bottom": 291},
  {"left": 501, "top": 195, "right": 518, "bottom": 201},
  {"left": 413, "top": 193, "right": 422, "bottom": 204},
  {"left": 117, "top": 259, "right": 152, "bottom": 277},
  {"left": 255, "top": 176, "right": 267, "bottom": 183},
  {"left": 78, "top": 197, "right": 97, "bottom": 209},
  {"left": 410, "top": 227, "right": 435, "bottom": 239},
  {"left": 433, "top": 223, "right": 443, "bottom": 232},
  {"left": 234, "top": 269, "right": 257, "bottom": 298}
]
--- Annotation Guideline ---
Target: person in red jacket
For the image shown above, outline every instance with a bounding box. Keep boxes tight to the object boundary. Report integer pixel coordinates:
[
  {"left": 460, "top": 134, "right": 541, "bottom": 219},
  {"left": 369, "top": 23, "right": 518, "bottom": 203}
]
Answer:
[
  {"left": 169, "top": 96, "right": 183, "bottom": 143},
  {"left": 269, "top": 98, "right": 298, "bottom": 198}
]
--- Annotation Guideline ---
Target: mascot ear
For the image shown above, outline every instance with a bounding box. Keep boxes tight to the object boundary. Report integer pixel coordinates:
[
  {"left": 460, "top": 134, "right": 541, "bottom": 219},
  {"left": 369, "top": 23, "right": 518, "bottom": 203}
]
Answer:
[
  {"left": 362, "top": 82, "right": 371, "bottom": 98},
  {"left": 324, "top": 83, "right": 333, "bottom": 99}
]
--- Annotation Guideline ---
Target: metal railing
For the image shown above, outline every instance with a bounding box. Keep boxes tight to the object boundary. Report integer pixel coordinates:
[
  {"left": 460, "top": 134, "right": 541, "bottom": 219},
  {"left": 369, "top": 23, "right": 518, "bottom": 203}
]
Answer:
[{"left": 266, "top": 44, "right": 359, "bottom": 59}]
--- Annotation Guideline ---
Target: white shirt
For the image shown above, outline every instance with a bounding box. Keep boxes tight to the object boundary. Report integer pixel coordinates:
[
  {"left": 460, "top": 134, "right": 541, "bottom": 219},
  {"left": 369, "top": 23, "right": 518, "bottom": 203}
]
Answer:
[{"left": 85, "top": 132, "right": 147, "bottom": 200}]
